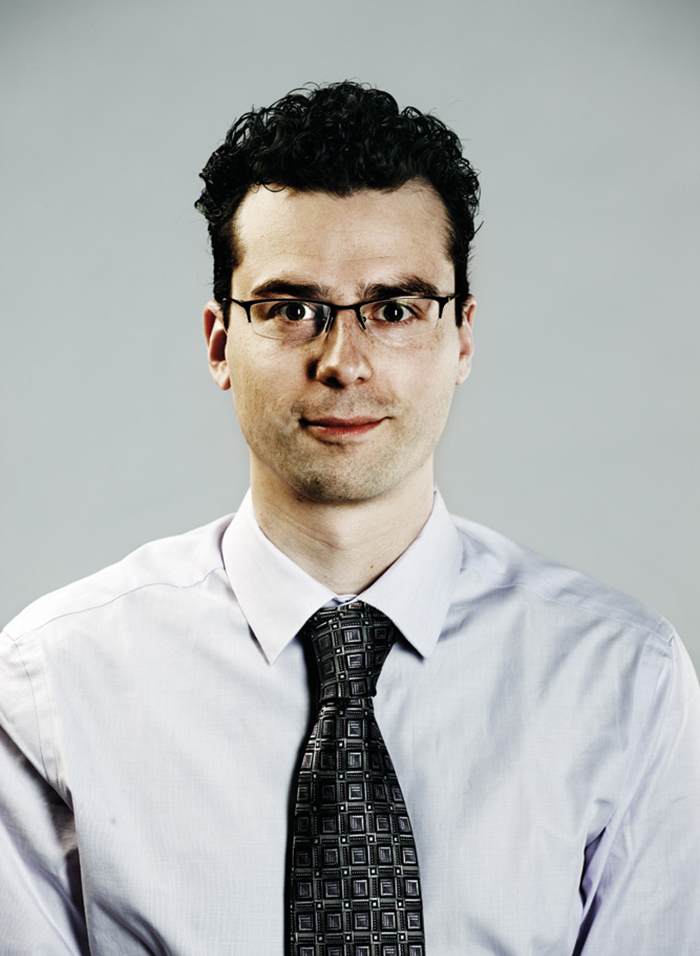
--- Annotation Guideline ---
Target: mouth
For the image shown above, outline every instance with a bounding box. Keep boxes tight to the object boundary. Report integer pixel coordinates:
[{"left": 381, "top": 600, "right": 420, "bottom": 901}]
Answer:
[{"left": 301, "top": 416, "right": 386, "bottom": 439}]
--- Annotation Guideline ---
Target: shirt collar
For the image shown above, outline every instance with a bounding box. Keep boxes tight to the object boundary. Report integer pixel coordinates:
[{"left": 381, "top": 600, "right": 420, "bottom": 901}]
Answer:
[{"left": 222, "top": 489, "right": 463, "bottom": 664}]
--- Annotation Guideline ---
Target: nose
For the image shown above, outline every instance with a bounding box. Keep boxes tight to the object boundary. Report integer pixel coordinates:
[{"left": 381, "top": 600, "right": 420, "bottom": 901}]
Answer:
[{"left": 312, "top": 309, "right": 373, "bottom": 388}]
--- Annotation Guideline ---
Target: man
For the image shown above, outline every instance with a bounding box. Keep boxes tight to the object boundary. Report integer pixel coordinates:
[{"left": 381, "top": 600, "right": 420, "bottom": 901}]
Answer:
[{"left": 1, "top": 82, "right": 699, "bottom": 955}]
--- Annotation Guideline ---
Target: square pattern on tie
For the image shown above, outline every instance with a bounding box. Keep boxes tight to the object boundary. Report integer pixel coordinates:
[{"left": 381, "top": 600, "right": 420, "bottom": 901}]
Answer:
[{"left": 289, "top": 603, "right": 425, "bottom": 956}]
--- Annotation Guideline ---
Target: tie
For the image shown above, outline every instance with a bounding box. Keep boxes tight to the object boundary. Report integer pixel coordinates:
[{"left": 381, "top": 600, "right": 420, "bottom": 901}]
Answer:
[{"left": 289, "top": 602, "right": 425, "bottom": 956}]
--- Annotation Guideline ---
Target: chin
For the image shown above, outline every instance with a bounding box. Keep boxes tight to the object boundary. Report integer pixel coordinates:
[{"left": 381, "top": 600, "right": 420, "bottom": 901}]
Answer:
[{"left": 287, "top": 465, "right": 398, "bottom": 505}]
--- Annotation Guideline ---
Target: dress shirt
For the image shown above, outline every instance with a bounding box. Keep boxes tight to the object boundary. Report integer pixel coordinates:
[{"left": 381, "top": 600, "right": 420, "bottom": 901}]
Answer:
[{"left": 1, "top": 490, "right": 699, "bottom": 955}]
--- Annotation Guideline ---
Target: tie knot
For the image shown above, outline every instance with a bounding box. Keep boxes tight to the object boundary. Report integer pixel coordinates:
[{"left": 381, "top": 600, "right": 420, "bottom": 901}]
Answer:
[{"left": 304, "top": 602, "right": 397, "bottom": 701}]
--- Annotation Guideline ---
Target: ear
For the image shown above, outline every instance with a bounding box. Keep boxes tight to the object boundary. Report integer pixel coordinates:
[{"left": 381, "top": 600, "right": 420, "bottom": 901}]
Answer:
[
  {"left": 455, "top": 295, "right": 476, "bottom": 385},
  {"left": 203, "top": 300, "right": 231, "bottom": 391}
]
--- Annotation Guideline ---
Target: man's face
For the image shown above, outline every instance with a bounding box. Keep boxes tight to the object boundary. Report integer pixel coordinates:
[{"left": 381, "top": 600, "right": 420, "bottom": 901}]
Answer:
[{"left": 204, "top": 180, "right": 474, "bottom": 506}]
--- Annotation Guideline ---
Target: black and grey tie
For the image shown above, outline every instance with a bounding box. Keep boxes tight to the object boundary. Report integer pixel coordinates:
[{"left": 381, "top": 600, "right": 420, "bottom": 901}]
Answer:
[{"left": 289, "top": 601, "right": 425, "bottom": 956}]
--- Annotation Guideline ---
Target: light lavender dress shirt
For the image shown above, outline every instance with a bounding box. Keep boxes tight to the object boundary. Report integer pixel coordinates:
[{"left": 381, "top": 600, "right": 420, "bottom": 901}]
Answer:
[{"left": 1, "top": 490, "right": 699, "bottom": 954}]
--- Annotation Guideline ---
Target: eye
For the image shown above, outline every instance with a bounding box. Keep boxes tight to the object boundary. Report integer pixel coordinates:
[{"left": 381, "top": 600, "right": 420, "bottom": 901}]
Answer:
[
  {"left": 267, "top": 300, "right": 317, "bottom": 322},
  {"left": 369, "top": 299, "right": 422, "bottom": 323}
]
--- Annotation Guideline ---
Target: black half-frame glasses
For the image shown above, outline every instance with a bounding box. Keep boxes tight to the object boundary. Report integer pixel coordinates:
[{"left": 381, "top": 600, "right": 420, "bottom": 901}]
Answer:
[{"left": 221, "top": 293, "right": 459, "bottom": 346}]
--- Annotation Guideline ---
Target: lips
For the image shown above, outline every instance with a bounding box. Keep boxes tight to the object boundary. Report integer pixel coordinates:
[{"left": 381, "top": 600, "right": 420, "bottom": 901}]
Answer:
[{"left": 301, "top": 416, "right": 385, "bottom": 439}]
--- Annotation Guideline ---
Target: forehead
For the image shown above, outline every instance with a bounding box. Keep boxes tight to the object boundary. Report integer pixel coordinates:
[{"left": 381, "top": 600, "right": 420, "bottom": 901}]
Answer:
[{"left": 230, "top": 181, "right": 453, "bottom": 294}]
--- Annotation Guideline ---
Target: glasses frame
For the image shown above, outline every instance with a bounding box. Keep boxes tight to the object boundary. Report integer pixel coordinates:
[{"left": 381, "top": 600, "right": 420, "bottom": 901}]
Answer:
[{"left": 221, "top": 293, "right": 459, "bottom": 342}]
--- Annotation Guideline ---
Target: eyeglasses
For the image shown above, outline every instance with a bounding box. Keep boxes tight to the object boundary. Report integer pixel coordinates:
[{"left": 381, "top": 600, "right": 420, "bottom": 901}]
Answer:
[{"left": 222, "top": 294, "right": 458, "bottom": 346}]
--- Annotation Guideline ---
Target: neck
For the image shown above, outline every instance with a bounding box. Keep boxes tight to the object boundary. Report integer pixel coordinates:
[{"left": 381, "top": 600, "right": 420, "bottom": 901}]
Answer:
[{"left": 249, "top": 465, "right": 435, "bottom": 595}]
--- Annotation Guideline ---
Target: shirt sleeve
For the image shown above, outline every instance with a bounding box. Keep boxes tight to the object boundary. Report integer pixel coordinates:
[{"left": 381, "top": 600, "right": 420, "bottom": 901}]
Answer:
[
  {"left": 575, "top": 631, "right": 700, "bottom": 955},
  {"left": 0, "top": 629, "right": 90, "bottom": 955}
]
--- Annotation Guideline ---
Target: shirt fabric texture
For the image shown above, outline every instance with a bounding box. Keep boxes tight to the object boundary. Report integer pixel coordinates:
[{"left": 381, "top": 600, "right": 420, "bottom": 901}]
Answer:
[{"left": 1, "top": 490, "right": 699, "bottom": 955}]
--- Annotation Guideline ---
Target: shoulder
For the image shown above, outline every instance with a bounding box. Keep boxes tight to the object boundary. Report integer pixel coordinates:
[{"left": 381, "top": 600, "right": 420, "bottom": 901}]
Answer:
[
  {"left": 449, "top": 513, "right": 674, "bottom": 644},
  {"left": 2, "top": 515, "right": 234, "bottom": 644},
  {"left": 444, "top": 515, "right": 699, "bottom": 758}
]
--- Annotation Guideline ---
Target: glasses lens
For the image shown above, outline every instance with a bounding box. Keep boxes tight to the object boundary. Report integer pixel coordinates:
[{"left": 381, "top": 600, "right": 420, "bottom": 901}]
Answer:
[
  {"left": 249, "top": 300, "right": 328, "bottom": 341},
  {"left": 360, "top": 298, "right": 440, "bottom": 344}
]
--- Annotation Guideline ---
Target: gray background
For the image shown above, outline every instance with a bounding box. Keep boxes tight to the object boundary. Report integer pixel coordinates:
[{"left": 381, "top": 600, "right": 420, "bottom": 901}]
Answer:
[{"left": 1, "top": 0, "right": 698, "bottom": 666}]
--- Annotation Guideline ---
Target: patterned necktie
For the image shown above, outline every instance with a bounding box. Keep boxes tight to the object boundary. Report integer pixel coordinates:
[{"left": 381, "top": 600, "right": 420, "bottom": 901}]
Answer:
[{"left": 289, "top": 601, "right": 425, "bottom": 956}]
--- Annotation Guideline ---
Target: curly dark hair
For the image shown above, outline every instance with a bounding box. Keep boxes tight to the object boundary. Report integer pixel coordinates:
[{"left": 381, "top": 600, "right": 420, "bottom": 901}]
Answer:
[{"left": 195, "top": 81, "right": 480, "bottom": 325}]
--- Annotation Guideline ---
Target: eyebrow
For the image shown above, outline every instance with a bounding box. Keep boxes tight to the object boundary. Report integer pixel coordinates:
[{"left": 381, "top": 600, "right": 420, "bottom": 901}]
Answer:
[
  {"left": 248, "top": 274, "right": 444, "bottom": 302},
  {"left": 249, "top": 279, "right": 332, "bottom": 300},
  {"left": 361, "top": 277, "right": 443, "bottom": 300}
]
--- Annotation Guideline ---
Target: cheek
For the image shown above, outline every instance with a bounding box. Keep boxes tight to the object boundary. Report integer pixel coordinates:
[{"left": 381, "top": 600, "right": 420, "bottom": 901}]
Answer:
[
  {"left": 226, "top": 348, "right": 263, "bottom": 429},
  {"left": 409, "top": 351, "right": 461, "bottom": 431},
  {"left": 408, "top": 340, "right": 460, "bottom": 396},
  {"left": 227, "top": 349, "right": 294, "bottom": 439},
  {"left": 231, "top": 370, "right": 267, "bottom": 423}
]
